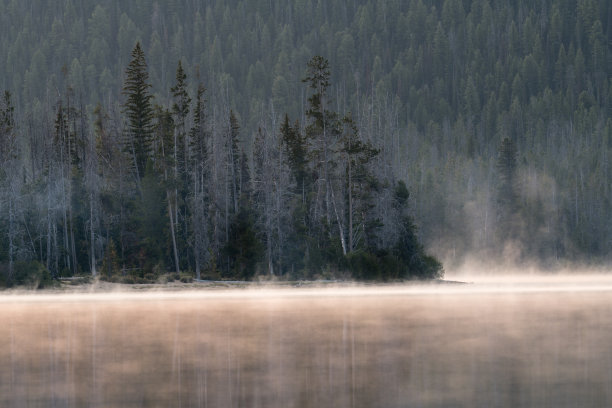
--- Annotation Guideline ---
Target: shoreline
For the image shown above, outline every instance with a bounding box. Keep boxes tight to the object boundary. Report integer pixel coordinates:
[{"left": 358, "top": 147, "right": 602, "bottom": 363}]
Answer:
[{"left": 0, "top": 277, "right": 466, "bottom": 295}]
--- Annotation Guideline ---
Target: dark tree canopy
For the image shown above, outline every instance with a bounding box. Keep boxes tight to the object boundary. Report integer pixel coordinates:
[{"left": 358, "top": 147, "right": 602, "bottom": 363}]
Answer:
[
  {"left": 122, "top": 42, "right": 155, "bottom": 179},
  {"left": 496, "top": 137, "right": 518, "bottom": 212},
  {"left": 171, "top": 61, "right": 191, "bottom": 121},
  {"left": 2, "top": 0, "right": 612, "bottom": 286}
]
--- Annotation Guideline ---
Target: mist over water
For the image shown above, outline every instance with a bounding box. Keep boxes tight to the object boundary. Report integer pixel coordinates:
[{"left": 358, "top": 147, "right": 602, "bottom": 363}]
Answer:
[{"left": 2, "top": 276, "right": 612, "bottom": 407}]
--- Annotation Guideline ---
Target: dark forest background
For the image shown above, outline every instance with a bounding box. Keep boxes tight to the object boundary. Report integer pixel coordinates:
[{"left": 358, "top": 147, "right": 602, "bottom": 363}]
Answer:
[{"left": 1, "top": 0, "right": 611, "bottom": 284}]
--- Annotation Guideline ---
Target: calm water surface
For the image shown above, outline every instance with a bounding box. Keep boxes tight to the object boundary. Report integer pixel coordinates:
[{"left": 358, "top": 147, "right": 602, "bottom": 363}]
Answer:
[{"left": 1, "top": 277, "right": 612, "bottom": 407}]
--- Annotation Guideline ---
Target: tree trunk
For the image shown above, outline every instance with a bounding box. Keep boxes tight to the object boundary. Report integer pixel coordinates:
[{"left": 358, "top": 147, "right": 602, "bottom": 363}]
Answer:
[
  {"left": 8, "top": 196, "right": 14, "bottom": 282},
  {"left": 62, "top": 189, "right": 70, "bottom": 274},
  {"left": 46, "top": 185, "right": 52, "bottom": 272},
  {"left": 167, "top": 191, "right": 180, "bottom": 274},
  {"left": 193, "top": 172, "right": 201, "bottom": 280},
  {"left": 329, "top": 181, "right": 347, "bottom": 256},
  {"left": 90, "top": 191, "right": 96, "bottom": 276},
  {"left": 69, "top": 203, "right": 77, "bottom": 275},
  {"left": 348, "top": 157, "right": 353, "bottom": 253}
]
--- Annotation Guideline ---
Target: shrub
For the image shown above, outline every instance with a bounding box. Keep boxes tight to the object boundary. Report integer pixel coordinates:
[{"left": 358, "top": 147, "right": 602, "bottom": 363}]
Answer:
[
  {"left": 377, "top": 251, "right": 402, "bottom": 281},
  {"left": 0, "top": 265, "right": 7, "bottom": 288},
  {"left": 421, "top": 255, "right": 444, "bottom": 280},
  {"left": 68, "top": 276, "right": 91, "bottom": 285},
  {"left": 143, "top": 273, "right": 157, "bottom": 282},
  {"left": 120, "top": 275, "right": 135, "bottom": 284},
  {"left": 346, "top": 251, "right": 381, "bottom": 281},
  {"left": 13, "top": 261, "right": 55, "bottom": 289}
]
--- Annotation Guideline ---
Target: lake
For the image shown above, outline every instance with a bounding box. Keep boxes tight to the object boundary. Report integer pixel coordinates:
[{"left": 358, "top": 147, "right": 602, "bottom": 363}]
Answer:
[{"left": 1, "top": 276, "right": 612, "bottom": 407}]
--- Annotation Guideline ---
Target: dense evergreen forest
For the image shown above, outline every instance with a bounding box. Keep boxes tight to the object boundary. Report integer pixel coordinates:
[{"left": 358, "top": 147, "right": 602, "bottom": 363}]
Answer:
[{"left": 1, "top": 0, "right": 612, "bottom": 285}]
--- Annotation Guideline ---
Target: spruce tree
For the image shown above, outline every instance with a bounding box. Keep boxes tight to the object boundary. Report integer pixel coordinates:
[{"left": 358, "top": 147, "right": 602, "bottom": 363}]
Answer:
[
  {"left": 122, "top": 42, "right": 154, "bottom": 180},
  {"left": 496, "top": 137, "right": 519, "bottom": 245},
  {"left": 496, "top": 137, "right": 518, "bottom": 213},
  {"left": 279, "top": 115, "right": 310, "bottom": 275},
  {"left": 227, "top": 110, "right": 241, "bottom": 213},
  {"left": 341, "top": 114, "right": 379, "bottom": 252},
  {"left": 171, "top": 61, "right": 191, "bottom": 125},
  {"left": 189, "top": 84, "right": 210, "bottom": 279},
  {"left": 0, "top": 91, "right": 15, "bottom": 160},
  {"left": 393, "top": 181, "right": 443, "bottom": 280},
  {"left": 153, "top": 107, "right": 180, "bottom": 275},
  {"left": 280, "top": 114, "right": 308, "bottom": 197},
  {"left": 171, "top": 60, "right": 191, "bottom": 178},
  {"left": 0, "top": 91, "right": 17, "bottom": 283},
  {"left": 303, "top": 55, "right": 345, "bottom": 255},
  {"left": 169, "top": 60, "right": 191, "bottom": 272},
  {"left": 225, "top": 150, "right": 262, "bottom": 280}
]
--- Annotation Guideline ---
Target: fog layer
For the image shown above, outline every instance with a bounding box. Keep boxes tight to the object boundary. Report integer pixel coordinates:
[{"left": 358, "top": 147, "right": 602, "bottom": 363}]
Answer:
[{"left": 2, "top": 279, "right": 612, "bottom": 407}]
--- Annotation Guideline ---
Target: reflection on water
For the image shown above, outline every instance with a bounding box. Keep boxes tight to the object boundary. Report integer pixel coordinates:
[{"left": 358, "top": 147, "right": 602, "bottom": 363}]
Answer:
[{"left": 1, "top": 278, "right": 612, "bottom": 407}]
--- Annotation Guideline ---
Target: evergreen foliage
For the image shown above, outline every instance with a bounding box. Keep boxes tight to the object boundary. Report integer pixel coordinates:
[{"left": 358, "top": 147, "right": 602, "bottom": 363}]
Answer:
[
  {"left": 280, "top": 115, "right": 308, "bottom": 194},
  {"left": 171, "top": 61, "right": 190, "bottom": 122},
  {"left": 496, "top": 137, "right": 518, "bottom": 214},
  {"left": 0, "top": 49, "right": 441, "bottom": 283},
  {"left": 122, "top": 42, "right": 155, "bottom": 179},
  {"left": 2, "top": 0, "right": 612, "bottom": 283}
]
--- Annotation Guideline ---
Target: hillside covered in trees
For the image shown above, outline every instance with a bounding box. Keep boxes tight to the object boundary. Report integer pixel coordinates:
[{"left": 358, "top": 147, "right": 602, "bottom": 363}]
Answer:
[
  {"left": 0, "top": 39, "right": 442, "bottom": 285},
  {"left": 1, "top": 0, "right": 612, "bottom": 284}
]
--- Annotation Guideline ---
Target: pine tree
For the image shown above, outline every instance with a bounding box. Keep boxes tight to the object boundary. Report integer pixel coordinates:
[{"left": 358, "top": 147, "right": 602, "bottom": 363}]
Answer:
[
  {"left": 122, "top": 42, "right": 154, "bottom": 180},
  {"left": 496, "top": 137, "right": 519, "bottom": 244},
  {"left": 101, "top": 238, "right": 119, "bottom": 279},
  {"left": 279, "top": 116, "right": 310, "bottom": 275},
  {"left": 233, "top": 135, "right": 262, "bottom": 279},
  {"left": 496, "top": 137, "right": 518, "bottom": 213},
  {"left": 171, "top": 60, "right": 191, "bottom": 178},
  {"left": 303, "top": 55, "right": 346, "bottom": 255},
  {"left": 53, "top": 93, "right": 80, "bottom": 276},
  {"left": 153, "top": 107, "right": 180, "bottom": 275},
  {"left": 393, "top": 181, "right": 443, "bottom": 279},
  {"left": 280, "top": 114, "right": 308, "bottom": 198},
  {"left": 0, "top": 91, "right": 18, "bottom": 282},
  {"left": 224, "top": 204, "right": 262, "bottom": 280},
  {"left": 227, "top": 110, "right": 241, "bottom": 214},
  {"left": 169, "top": 60, "right": 192, "bottom": 273},
  {"left": 171, "top": 61, "right": 191, "bottom": 126},
  {"left": 341, "top": 114, "right": 379, "bottom": 252},
  {"left": 189, "top": 84, "right": 210, "bottom": 279},
  {"left": 0, "top": 91, "right": 16, "bottom": 161}
]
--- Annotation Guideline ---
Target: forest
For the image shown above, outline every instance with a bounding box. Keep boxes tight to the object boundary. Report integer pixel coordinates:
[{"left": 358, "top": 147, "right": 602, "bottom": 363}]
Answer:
[
  {"left": 0, "top": 46, "right": 444, "bottom": 285},
  {"left": 1, "top": 0, "right": 612, "bottom": 285}
]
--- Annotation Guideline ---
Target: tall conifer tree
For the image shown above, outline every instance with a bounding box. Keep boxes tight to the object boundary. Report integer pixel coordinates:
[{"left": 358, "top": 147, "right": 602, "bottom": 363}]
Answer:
[
  {"left": 496, "top": 137, "right": 518, "bottom": 213},
  {"left": 496, "top": 137, "right": 519, "bottom": 245},
  {"left": 303, "top": 55, "right": 346, "bottom": 254},
  {"left": 122, "top": 42, "right": 154, "bottom": 180},
  {"left": 189, "top": 84, "right": 210, "bottom": 279},
  {"left": 171, "top": 60, "right": 191, "bottom": 177}
]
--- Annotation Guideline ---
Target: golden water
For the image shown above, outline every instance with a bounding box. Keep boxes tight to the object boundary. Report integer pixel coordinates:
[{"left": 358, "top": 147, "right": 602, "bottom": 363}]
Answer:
[{"left": 1, "top": 278, "right": 612, "bottom": 407}]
